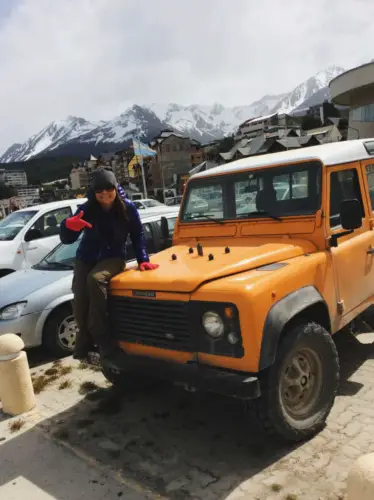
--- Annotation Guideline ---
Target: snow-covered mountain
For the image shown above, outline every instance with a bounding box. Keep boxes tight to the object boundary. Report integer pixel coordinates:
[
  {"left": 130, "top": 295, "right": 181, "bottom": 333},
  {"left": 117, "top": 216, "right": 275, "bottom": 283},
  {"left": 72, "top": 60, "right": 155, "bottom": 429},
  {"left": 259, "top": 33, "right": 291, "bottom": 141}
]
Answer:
[
  {"left": 0, "top": 116, "right": 101, "bottom": 163},
  {"left": 0, "top": 66, "right": 346, "bottom": 163},
  {"left": 272, "top": 65, "right": 345, "bottom": 114}
]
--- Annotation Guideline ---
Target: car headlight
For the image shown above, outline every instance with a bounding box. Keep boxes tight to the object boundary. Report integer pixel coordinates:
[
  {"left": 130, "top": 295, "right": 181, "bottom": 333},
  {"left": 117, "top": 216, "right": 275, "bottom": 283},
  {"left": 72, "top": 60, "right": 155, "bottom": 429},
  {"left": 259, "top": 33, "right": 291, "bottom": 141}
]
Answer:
[
  {"left": 0, "top": 302, "right": 27, "bottom": 320},
  {"left": 202, "top": 311, "right": 225, "bottom": 338}
]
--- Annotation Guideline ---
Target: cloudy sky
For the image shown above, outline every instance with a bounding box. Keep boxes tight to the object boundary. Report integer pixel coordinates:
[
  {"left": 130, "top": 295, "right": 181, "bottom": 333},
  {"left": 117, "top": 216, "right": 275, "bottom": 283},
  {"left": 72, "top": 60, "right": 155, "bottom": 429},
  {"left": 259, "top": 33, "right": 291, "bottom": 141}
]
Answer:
[{"left": 0, "top": 0, "right": 372, "bottom": 152}]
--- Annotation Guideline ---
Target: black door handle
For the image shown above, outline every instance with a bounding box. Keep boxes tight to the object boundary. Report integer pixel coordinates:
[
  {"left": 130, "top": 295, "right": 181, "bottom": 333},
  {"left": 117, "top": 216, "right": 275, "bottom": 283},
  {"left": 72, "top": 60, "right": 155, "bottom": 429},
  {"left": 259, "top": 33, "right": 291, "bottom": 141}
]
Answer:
[{"left": 367, "top": 247, "right": 374, "bottom": 254}]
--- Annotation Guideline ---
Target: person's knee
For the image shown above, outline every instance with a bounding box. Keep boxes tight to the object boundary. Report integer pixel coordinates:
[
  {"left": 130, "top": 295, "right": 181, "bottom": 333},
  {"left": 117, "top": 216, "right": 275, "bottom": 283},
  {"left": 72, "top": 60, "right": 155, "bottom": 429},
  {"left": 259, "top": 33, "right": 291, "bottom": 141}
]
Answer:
[{"left": 87, "top": 270, "right": 110, "bottom": 291}]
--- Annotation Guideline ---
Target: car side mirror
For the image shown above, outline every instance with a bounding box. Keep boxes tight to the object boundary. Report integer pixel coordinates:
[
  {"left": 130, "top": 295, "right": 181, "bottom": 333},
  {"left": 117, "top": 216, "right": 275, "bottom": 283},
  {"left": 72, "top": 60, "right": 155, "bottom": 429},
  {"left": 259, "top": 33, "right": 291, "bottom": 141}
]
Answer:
[
  {"left": 329, "top": 199, "right": 362, "bottom": 248},
  {"left": 24, "top": 228, "right": 43, "bottom": 242},
  {"left": 160, "top": 216, "right": 170, "bottom": 249},
  {"left": 340, "top": 199, "right": 362, "bottom": 230}
]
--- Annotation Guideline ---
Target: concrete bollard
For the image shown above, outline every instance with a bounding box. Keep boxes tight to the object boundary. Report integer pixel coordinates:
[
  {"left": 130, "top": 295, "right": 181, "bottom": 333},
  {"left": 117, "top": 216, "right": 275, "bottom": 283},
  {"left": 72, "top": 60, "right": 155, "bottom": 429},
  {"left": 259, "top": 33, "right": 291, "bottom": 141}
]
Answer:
[
  {"left": 0, "top": 333, "right": 35, "bottom": 416},
  {"left": 347, "top": 453, "right": 374, "bottom": 500}
]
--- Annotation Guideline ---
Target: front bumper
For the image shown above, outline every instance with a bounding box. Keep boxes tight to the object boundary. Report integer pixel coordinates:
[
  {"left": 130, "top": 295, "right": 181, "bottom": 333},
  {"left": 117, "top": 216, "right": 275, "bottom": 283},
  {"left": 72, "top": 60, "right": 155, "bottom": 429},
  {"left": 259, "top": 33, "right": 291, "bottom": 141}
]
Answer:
[
  {"left": 0, "top": 312, "right": 41, "bottom": 348},
  {"left": 100, "top": 351, "right": 261, "bottom": 400}
]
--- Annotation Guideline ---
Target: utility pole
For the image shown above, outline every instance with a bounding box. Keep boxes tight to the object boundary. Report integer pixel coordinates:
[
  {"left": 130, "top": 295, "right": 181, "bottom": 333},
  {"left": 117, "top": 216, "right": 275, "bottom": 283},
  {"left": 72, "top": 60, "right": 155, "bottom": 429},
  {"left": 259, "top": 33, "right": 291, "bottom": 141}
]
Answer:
[{"left": 134, "top": 130, "right": 148, "bottom": 199}]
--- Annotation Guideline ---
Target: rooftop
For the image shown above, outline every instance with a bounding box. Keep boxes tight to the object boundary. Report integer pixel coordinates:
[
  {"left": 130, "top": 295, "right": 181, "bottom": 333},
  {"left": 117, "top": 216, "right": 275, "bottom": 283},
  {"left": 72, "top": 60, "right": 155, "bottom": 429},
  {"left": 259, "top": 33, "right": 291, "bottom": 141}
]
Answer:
[{"left": 192, "top": 139, "right": 374, "bottom": 179}]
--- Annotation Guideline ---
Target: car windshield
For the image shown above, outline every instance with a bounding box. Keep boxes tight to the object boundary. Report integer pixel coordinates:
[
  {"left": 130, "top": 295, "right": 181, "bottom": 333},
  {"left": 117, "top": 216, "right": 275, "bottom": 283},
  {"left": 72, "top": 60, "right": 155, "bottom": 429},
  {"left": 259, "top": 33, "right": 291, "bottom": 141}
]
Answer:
[
  {"left": 34, "top": 236, "right": 82, "bottom": 270},
  {"left": 142, "top": 200, "right": 163, "bottom": 208},
  {"left": 181, "top": 160, "right": 321, "bottom": 222},
  {"left": 0, "top": 210, "right": 37, "bottom": 241}
]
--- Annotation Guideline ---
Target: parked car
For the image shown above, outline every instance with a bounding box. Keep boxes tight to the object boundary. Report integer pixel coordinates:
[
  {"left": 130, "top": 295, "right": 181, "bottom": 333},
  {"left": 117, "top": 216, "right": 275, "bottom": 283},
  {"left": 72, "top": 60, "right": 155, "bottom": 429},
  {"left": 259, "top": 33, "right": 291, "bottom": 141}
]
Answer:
[
  {"left": 165, "top": 196, "right": 183, "bottom": 206},
  {"left": 0, "top": 209, "right": 179, "bottom": 357},
  {"left": 0, "top": 199, "right": 87, "bottom": 278},
  {"left": 133, "top": 198, "right": 167, "bottom": 211}
]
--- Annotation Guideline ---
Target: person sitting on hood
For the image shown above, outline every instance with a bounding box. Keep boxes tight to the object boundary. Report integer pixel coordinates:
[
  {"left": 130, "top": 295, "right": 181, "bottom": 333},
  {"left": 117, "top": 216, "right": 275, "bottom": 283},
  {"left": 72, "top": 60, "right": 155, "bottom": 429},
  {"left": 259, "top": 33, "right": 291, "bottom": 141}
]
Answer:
[{"left": 59, "top": 167, "right": 159, "bottom": 367}]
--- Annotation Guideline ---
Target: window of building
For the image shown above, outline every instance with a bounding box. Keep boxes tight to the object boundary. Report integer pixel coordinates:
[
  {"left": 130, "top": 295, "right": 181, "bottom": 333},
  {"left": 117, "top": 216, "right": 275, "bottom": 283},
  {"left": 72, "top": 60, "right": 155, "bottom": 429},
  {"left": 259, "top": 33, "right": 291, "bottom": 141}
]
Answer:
[
  {"left": 350, "top": 104, "right": 374, "bottom": 122},
  {"left": 365, "top": 164, "right": 374, "bottom": 211},
  {"left": 164, "top": 145, "right": 170, "bottom": 153},
  {"left": 329, "top": 169, "right": 364, "bottom": 228},
  {"left": 172, "top": 144, "right": 177, "bottom": 152}
]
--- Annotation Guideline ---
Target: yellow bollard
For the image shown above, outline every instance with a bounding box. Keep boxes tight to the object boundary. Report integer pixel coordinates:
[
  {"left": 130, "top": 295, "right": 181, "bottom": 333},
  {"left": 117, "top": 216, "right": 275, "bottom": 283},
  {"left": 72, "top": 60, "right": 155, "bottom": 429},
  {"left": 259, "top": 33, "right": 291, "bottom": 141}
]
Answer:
[
  {"left": 347, "top": 453, "right": 374, "bottom": 500},
  {"left": 0, "top": 333, "right": 36, "bottom": 416}
]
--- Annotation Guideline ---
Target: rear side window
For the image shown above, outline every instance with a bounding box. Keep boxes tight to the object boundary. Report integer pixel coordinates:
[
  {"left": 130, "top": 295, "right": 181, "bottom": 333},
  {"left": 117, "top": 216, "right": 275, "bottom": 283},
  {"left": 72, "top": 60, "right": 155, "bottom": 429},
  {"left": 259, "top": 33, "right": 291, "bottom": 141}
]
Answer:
[{"left": 329, "top": 169, "right": 364, "bottom": 228}]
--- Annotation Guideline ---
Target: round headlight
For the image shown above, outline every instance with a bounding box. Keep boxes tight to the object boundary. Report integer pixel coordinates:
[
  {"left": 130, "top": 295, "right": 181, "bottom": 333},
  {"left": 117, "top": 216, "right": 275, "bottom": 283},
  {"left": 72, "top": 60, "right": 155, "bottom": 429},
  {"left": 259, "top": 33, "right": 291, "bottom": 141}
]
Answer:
[{"left": 202, "top": 311, "right": 224, "bottom": 338}]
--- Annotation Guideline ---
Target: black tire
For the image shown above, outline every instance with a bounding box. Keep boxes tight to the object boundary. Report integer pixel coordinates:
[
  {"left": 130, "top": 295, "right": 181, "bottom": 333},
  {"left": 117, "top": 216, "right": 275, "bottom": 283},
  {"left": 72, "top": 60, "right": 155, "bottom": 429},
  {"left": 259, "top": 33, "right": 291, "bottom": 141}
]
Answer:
[
  {"left": 43, "top": 304, "right": 78, "bottom": 358},
  {"left": 102, "top": 366, "right": 127, "bottom": 387},
  {"left": 247, "top": 321, "right": 339, "bottom": 443}
]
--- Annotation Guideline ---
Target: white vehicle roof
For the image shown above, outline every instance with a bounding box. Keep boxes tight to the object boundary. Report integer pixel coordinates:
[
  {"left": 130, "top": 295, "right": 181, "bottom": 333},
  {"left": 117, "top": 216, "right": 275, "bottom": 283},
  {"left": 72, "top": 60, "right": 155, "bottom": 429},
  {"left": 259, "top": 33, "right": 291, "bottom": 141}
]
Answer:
[
  {"left": 17, "top": 198, "right": 87, "bottom": 213},
  {"left": 192, "top": 139, "right": 374, "bottom": 179},
  {"left": 140, "top": 208, "right": 179, "bottom": 223}
]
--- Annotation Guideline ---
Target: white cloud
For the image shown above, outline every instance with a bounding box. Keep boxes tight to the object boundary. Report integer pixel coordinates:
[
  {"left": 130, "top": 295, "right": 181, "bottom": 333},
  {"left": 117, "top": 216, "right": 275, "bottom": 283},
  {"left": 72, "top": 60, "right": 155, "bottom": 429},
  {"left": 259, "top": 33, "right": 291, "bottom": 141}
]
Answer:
[{"left": 0, "top": 0, "right": 373, "bottom": 152}]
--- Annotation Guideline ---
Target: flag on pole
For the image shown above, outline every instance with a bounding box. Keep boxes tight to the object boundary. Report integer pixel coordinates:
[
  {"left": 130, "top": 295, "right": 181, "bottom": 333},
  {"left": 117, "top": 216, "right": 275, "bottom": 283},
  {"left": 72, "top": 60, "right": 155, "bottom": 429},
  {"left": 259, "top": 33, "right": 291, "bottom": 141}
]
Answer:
[{"left": 132, "top": 137, "right": 157, "bottom": 157}]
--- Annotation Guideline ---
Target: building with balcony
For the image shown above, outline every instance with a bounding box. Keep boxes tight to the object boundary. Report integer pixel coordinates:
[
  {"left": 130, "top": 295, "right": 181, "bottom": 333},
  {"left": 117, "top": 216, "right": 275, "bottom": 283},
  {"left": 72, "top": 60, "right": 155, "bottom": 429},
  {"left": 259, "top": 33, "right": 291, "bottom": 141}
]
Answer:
[
  {"left": 330, "top": 61, "right": 374, "bottom": 139},
  {"left": 0, "top": 169, "right": 27, "bottom": 187}
]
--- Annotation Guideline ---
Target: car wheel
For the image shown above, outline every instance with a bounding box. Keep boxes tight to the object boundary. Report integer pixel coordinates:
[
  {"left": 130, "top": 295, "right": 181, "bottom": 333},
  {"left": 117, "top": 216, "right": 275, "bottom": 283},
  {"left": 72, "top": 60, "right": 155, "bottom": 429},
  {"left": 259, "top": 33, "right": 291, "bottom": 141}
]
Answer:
[
  {"left": 246, "top": 321, "right": 339, "bottom": 443},
  {"left": 43, "top": 304, "right": 78, "bottom": 358}
]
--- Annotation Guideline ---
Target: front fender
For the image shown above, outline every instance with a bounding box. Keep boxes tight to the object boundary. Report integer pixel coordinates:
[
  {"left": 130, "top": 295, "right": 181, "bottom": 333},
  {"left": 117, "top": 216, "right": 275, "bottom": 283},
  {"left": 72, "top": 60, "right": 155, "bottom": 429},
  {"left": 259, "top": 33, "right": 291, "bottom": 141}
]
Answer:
[
  {"left": 34, "top": 293, "right": 74, "bottom": 340},
  {"left": 258, "top": 285, "right": 330, "bottom": 371}
]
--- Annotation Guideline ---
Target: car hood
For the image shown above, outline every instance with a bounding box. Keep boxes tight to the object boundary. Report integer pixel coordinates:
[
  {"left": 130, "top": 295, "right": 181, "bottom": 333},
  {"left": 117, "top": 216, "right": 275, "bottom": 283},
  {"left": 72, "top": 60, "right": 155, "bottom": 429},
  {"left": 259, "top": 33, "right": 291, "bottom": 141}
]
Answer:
[
  {"left": 111, "top": 237, "right": 317, "bottom": 294},
  {"left": 0, "top": 267, "right": 72, "bottom": 308},
  {"left": 0, "top": 240, "right": 16, "bottom": 262}
]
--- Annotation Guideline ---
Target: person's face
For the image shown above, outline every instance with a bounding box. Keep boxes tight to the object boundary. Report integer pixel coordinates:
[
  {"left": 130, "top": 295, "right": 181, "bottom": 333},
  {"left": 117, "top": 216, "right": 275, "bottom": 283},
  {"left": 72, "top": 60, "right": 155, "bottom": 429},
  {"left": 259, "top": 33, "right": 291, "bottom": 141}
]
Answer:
[{"left": 94, "top": 187, "right": 116, "bottom": 206}]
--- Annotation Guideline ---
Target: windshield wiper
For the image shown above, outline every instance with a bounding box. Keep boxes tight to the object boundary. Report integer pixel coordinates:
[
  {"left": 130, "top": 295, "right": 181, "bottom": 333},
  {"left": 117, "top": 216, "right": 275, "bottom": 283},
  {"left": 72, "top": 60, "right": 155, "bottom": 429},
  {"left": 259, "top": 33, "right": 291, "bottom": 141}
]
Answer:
[
  {"left": 186, "top": 214, "right": 224, "bottom": 224},
  {"left": 43, "top": 261, "right": 73, "bottom": 270},
  {"left": 238, "top": 210, "right": 282, "bottom": 221}
]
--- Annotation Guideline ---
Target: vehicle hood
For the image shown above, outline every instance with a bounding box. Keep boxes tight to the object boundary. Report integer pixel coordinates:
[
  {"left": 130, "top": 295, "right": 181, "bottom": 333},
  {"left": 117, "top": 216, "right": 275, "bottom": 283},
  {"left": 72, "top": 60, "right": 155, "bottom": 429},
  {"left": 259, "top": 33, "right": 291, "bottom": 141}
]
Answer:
[
  {"left": 111, "top": 238, "right": 316, "bottom": 293},
  {"left": 0, "top": 268, "right": 72, "bottom": 308}
]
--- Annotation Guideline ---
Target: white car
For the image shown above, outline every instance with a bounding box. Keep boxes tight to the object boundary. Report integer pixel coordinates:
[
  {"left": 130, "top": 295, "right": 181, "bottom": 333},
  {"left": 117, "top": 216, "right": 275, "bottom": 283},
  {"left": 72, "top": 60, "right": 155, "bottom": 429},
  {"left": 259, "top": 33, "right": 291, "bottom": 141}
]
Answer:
[
  {"left": 0, "top": 199, "right": 87, "bottom": 278},
  {"left": 133, "top": 198, "right": 174, "bottom": 215},
  {"left": 0, "top": 209, "right": 179, "bottom": 356}
]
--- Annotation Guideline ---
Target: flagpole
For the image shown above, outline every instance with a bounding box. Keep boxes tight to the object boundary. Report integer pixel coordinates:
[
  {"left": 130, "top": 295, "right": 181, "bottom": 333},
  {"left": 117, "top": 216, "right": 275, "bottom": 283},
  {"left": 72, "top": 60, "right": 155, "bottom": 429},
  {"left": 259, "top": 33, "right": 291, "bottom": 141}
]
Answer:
[{"left": 135, "top": 130, "right": 148, "bottom": 199}]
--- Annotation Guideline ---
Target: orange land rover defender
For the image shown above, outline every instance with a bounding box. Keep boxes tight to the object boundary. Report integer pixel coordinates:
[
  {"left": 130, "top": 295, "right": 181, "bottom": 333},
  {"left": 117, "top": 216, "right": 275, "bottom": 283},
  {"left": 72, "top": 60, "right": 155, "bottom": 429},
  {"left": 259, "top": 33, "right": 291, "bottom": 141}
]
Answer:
[{"left": 106, "top": 139, "right": 374, "bottom": 442}]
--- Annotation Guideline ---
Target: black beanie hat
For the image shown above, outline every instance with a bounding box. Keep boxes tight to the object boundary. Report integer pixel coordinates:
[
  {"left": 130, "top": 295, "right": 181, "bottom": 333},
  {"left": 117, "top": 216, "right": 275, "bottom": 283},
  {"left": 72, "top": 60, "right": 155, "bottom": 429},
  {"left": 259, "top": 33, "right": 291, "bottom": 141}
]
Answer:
[{"left": 92, "top": 168, "right": 117, "bottom": 191}]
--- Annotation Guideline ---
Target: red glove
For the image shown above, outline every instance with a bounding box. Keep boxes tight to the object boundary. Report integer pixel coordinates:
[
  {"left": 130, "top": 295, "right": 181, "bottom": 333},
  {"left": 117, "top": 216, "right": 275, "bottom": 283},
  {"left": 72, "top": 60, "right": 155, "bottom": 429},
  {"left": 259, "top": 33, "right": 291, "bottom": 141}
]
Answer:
[
  {"left": 65, "top": 211, "right": 92, "bottom": 232},
  {"left": 139, "top": 262, "right": 159, "bottom": 271}
]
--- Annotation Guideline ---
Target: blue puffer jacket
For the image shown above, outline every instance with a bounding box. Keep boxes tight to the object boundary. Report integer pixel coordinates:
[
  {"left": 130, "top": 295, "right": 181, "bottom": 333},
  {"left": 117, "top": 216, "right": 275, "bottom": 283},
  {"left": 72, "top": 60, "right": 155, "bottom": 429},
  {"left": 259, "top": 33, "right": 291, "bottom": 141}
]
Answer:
[{"left": 60, "top": 184, "right": 149, "bottom": 264}]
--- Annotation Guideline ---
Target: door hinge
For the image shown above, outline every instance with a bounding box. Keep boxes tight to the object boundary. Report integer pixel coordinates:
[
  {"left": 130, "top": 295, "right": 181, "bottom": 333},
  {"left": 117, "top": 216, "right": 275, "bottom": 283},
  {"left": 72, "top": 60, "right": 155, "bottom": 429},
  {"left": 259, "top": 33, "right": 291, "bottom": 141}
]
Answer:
[{"left": 337, "top": 300, "right": 344, "bottom": 314}]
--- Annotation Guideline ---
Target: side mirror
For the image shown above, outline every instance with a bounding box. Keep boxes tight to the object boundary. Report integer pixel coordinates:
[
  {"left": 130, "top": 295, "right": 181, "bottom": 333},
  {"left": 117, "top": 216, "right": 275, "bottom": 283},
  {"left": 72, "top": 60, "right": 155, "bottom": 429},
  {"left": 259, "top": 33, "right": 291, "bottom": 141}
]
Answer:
[
  {"left": 160, "top": 217, "right": 169, "bottom": 240},
  {"left": 24, "top": 228, "right": 43, "bottom": 242},
  {"left": 340, "top": 199, "right": 362, "bottom": 230}
]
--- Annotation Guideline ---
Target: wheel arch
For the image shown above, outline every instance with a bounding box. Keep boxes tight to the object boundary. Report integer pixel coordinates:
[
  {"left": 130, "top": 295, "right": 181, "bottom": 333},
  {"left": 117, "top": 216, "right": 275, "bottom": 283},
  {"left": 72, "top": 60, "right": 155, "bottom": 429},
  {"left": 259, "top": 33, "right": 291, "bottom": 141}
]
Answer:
[
  {"left": 258, "top": 286, "right": 331, "bottom": 371},
  {"left": 35, "top": 294, "right": 74, "bottom": 342}
]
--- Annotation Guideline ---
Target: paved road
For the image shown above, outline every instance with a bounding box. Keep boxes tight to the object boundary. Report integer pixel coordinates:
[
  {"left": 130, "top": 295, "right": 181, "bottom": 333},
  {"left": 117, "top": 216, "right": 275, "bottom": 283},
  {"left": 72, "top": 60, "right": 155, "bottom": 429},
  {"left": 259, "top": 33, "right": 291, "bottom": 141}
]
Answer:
[{"left": 2, "top": 330, "right": 374, "bottom": 500}]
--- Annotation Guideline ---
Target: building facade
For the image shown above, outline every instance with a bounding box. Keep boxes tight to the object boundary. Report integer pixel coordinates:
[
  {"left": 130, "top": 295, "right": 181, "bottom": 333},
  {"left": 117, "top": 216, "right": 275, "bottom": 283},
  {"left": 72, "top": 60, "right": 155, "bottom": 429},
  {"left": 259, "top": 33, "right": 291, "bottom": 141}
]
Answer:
[
  {"left": 149, "top": 130, "right": 194, "bottom": 188},
  {"left": 330, "top": 61, "right": 374, "bottom": 139},
  {"left": 0, "top": 169, "right": 28, "bottom": 187}
]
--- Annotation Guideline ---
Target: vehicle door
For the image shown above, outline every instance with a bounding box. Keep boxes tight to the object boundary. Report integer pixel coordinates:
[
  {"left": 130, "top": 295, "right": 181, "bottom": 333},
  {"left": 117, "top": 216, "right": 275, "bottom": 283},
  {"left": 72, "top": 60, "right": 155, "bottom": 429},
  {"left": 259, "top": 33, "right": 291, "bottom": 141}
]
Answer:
[
  {"left": 327, "top": 162, "right": 374, "bottom": 316},
  {"left": 22, "top": 206, "right": 73, "bottom": 267}
]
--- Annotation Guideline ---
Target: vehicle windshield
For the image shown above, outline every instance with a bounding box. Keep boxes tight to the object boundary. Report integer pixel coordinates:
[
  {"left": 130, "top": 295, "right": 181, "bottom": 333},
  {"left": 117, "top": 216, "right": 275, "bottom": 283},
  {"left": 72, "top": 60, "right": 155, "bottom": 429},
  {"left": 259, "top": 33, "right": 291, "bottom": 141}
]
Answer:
[
  {"left": 34, "top": 236, "right": 82, "bottom": 270},
  {"left": 0, "top": 210, "right": 37, "bottom": 241},
  {"left": 181, "top": 160, "right": 321, "bottom": 222}
]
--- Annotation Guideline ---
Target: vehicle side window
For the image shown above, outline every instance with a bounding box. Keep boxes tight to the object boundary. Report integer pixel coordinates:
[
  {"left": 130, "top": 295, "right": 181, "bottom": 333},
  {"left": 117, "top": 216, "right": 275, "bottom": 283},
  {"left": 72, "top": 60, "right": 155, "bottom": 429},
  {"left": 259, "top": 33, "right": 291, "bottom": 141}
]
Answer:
[
  {"left": 365, "top": 164, "right": 374, "bottom": 211},
  {"left": 126, "top": 223, "right": 156, "bottom": 259},
  {"left": 30, "top": 206, "right": 72, "bottom": 239},
  {"left": 329, "top": 169, "right": 364, "bottom": 229}
]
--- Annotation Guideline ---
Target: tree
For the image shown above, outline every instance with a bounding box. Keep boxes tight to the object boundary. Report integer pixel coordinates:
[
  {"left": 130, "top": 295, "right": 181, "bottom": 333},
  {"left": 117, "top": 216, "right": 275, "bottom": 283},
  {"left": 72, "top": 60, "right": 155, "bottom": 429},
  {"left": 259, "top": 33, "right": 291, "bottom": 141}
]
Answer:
[{"left": 0, "top": 183, "right": 17, "bottom": 200}]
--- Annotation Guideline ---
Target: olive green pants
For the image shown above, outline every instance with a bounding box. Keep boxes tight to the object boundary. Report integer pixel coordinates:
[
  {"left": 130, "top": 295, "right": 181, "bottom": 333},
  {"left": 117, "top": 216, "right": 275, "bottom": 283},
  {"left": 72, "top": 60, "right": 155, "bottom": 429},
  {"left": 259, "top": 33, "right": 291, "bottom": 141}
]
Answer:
[{"left": 72, "top": 258, "right": 125, "bottom": 353}]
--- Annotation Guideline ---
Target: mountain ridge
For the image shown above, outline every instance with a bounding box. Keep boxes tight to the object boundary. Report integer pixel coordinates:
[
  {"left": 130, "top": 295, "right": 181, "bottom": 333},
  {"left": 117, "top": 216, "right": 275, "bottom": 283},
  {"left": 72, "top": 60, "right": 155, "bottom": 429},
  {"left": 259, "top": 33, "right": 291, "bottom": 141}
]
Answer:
[{"left": 0, "top": 65, "right": 346, "bottom": 163}]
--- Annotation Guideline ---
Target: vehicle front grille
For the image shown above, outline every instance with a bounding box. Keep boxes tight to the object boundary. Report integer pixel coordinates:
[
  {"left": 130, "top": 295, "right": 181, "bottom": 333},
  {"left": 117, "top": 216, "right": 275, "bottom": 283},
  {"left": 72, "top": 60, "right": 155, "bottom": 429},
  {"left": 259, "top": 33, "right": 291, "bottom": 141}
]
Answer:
[{"left": 109, "top": 296, "right": 193, "bottom": 351}]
